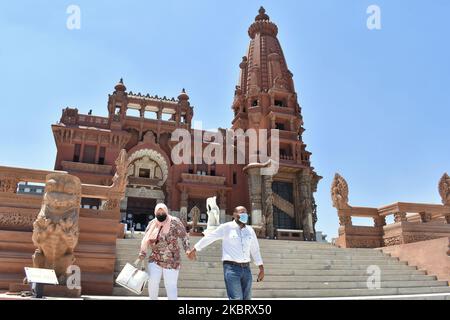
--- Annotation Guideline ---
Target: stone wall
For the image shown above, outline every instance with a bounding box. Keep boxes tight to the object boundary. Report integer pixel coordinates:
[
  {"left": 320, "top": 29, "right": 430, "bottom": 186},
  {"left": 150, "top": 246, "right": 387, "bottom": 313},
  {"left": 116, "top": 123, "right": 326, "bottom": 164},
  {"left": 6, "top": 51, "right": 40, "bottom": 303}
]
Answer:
[{"left": 380, "top": 237, "right": 450, "bottom": 283}]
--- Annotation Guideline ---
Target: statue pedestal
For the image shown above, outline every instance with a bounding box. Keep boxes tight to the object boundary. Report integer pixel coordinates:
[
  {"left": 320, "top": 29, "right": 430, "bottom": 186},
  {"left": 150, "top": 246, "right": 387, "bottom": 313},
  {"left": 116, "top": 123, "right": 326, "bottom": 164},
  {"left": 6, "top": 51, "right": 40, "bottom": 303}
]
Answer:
[
  {"left": 9, "top": 283, "right": 81, "bottom": 298},
  {"left": 189, "top": 226, "right": 204, "bottom": 237}
]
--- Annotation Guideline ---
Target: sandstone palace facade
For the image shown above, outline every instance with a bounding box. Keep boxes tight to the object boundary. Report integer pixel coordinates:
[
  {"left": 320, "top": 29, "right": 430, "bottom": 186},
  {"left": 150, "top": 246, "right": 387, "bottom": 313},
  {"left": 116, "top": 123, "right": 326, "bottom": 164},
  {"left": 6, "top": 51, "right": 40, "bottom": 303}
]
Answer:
[{"left": 51, "top": 8, "right": 321, "bottom": 240}]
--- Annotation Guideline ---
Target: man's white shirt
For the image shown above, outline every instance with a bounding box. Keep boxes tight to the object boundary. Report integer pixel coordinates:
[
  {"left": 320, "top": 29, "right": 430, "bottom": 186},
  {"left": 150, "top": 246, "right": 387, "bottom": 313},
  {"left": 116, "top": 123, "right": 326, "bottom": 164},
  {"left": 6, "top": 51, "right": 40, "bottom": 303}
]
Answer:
[{"left": 194, "top": 220, "right": 263, "bottom": 266}]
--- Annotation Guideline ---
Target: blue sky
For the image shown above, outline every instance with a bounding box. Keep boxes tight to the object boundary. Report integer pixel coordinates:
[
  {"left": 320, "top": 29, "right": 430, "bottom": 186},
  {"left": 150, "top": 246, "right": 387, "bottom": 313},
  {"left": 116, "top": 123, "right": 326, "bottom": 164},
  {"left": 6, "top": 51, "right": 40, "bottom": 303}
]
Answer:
[{"left": 0, "top": 0, "right": 449, "bottom": 239}]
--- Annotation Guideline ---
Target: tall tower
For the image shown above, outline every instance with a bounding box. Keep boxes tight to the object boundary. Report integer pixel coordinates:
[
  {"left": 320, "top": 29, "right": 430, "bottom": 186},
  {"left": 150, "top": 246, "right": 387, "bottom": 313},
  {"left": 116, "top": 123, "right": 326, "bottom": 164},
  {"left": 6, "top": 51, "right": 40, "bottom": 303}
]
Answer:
[{"left": 234, "top": 7, "right": 321, "bottom": 240}]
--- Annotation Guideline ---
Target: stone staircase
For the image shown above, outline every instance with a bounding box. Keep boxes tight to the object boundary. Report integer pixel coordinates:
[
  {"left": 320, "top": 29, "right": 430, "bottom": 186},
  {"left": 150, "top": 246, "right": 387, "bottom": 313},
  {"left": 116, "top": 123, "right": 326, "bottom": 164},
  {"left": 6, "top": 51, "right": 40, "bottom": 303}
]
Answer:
[{"left": 113, "top": 236, "right": 450, "bottom": 299}]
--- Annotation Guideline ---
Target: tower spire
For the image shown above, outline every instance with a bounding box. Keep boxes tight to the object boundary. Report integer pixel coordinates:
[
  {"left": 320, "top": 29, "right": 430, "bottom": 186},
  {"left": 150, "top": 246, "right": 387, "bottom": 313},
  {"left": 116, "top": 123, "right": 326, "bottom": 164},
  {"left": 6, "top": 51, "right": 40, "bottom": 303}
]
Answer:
[{"left": 255, "top": 6, "right": 270, "bottom": 21}]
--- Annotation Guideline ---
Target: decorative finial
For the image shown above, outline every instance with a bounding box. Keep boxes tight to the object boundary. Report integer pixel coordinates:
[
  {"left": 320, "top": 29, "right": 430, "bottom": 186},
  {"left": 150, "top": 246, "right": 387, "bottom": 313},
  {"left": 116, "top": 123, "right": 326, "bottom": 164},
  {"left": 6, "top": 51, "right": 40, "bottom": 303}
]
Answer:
[
  {"left": 255, "top": 6, "right": 270, "bottom": 21},
  {"left": 115, "top": 78, "right": 126, "bottom": 92},
  {"left": 178, "top": 88, "right": 189, "bottom": 101}
]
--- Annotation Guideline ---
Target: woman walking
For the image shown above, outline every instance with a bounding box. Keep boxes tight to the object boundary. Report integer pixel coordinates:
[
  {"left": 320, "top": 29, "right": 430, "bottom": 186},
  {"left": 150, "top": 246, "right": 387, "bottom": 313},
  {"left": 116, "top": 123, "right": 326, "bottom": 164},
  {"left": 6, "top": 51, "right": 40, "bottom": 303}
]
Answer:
[{"left": 138, "top": 203, "right": 191, "bottom": 300}]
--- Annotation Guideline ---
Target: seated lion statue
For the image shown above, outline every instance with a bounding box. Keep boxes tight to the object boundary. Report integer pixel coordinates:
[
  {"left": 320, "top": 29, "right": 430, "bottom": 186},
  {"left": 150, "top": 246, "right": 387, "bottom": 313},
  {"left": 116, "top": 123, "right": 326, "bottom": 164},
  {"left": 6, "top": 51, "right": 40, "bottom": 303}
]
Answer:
[{"left": 28, "top": 173, "right": 82, "bottom": 286}]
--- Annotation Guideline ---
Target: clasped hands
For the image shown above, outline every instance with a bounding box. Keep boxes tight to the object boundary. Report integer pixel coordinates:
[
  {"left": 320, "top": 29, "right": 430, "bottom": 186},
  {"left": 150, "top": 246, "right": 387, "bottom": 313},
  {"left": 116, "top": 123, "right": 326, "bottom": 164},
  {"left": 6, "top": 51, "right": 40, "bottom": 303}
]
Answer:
[{"left": 186, "top": 248, "right": 197, "bottom": 261}]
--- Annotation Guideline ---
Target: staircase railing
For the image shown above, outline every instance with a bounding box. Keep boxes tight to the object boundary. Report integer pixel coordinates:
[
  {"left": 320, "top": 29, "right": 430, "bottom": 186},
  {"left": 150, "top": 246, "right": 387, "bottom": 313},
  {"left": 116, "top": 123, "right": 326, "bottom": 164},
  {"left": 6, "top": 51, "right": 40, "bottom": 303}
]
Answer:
[{"left": 331, "top": 173, "right": 450, "bottom": 248}]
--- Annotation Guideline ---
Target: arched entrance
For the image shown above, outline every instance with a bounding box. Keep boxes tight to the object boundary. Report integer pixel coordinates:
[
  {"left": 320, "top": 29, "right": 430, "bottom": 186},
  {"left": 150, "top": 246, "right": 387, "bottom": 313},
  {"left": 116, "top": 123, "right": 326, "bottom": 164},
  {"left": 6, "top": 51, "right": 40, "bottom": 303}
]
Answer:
[{"left": 121, "top": 148, "right": 169, "bottom": 231}]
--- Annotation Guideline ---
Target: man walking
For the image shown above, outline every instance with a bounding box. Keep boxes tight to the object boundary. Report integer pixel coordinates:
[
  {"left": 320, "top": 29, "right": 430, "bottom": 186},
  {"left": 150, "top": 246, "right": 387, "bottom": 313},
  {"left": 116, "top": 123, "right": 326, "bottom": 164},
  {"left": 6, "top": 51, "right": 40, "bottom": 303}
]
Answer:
[{"left": 187, "top": 206, "right": 264, "bottom": 300}]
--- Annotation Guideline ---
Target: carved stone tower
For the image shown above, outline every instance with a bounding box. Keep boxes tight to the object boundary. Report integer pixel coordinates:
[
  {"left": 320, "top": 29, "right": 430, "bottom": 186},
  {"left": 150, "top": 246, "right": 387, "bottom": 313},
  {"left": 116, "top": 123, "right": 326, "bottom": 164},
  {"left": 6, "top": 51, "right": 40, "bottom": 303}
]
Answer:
[{"left": 235, "top": 7, "right": 321, "bottom": 240}]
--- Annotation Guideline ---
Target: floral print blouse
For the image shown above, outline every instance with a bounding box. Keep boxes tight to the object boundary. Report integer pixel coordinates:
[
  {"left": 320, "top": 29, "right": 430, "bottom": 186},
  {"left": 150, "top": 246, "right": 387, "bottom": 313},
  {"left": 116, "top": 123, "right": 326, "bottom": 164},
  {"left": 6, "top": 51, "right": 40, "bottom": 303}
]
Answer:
[{"left": 140, "top": 217, "right": 190, "bottom": 270}]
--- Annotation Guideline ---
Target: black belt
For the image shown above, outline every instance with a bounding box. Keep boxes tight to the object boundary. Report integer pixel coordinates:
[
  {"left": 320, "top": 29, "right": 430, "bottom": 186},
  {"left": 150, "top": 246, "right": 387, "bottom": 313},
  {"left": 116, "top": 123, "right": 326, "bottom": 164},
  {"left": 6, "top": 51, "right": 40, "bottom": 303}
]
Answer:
[{"left": 223, "top": 261, "right": 250, "bottom": 268}]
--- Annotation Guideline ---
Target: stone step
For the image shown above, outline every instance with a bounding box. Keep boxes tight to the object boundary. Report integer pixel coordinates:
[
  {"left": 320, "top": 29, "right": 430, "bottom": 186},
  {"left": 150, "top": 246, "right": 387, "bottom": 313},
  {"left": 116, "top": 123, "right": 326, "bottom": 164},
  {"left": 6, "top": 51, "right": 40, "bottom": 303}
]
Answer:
[
  {"left": 118, "top": 242, "right": 338, "bottom": 251},
  {"left": 115, "top": 254, "right": 397, "bottom": 264},
  {"left": 112, "top": 286, "right": 450, "bottom": 298},
  {"left": 116, "top": 239, "right": 372, "bottom": 252},
  {"left": 114, "top": 262, "right": 417, "bottom": 272},
  {"left": 113, "top": 269, "right": 428, "bottom": 278},
  {"left": 116, "top": 258, "right": 404, "bottom": 268},
  {"left": 113, "top": 237, "right": 448, "bottom": 299},
  {"left": 116, "top": 245, "right": 386, "bottom": 257},
  {"left": 180, "top": 274, "right": 439, "bottom": 282},
  {"left": 120, "top": 236, "right": 334, "bottom": 247},
  {"left": 113, "top": 280, "right": 448, "bottom": 290},
  {"left": 116, "top": 249, "right": 388, "bottom": 258}
]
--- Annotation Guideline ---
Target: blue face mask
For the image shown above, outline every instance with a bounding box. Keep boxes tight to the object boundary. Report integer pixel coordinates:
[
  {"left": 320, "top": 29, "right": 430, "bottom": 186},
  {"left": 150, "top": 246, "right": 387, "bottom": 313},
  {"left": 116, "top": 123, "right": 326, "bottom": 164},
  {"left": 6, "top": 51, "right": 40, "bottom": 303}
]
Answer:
[{"left": 238, "top": 213, "right": 249, "bottom": 224}]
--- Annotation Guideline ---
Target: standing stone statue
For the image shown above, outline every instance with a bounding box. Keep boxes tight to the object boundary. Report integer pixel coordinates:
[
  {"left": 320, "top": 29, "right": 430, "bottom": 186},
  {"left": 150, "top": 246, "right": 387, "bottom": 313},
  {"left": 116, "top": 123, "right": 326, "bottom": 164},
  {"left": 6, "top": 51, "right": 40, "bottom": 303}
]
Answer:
[
  {"left": 204, "top": 196, "right": 220, "bottom": 235},
  {"left": 190, "top": 206, "right": 201, "bottom": 233},
  {"left": 31, "top": 173, "right": 82, "bottom": 286},
  {"left": 438, "top": 173, "right": 450, "bottom": 206}
]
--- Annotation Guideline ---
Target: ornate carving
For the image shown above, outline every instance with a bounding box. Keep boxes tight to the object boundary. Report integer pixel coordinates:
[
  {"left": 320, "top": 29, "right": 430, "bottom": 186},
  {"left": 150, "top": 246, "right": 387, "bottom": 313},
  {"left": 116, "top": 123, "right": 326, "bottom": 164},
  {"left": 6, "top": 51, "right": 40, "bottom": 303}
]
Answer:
[
  {"left": 273, "top": 75, "right": 290, "bottom": 91},
  {"left": 142, "top": 131, "right": 156, "bottom": 144},
  {"left": 331, "top": 173, "right": 351, "bottom": 210},
  {"left": 419, "top": 212, "right": 432, "bottom": 223},
  {"left": 298, "top": 172, "right": 316, "bottom": 241},
  {"left": 403, "top": 234, "right": 439, "bottom": 244},
  {"left": 0, "top": 178, "right": 19, "bottom": 193},
  {"left": 346, "top": 238, "right": 381, "bottom": 248},
  {"left": 31, "top": 173, "right": 81, "bottom": 285},
  {"left": 383, "top": 236, "right": 402, "bottom": 247},
  {"left": 128, "top": 149, "right": 169, "bottom": 186},
  {"left": 374, "top": 216, "right": 386, "bottom": 228},
  {"left": 301, "top": 197, "right": 314, "bottom": 241},
  {"left": 102, "top": 199, "right": 120, "bottom": 211},
  {"left": 394, "top": 212, "right": 407, "bottom": 223},
  {"left": 0, "top": 212, "right": 37, "bottom": 230},
  {"left": 339, "top": 215, "right": 352, "bottom": 227},
  {"left": 102, "top": 149, "right": 129, "bottom": 210},
  {"left": 438, "top": 173, "right": 450, "bottom": 206},
  {"left": 111, "top": 149, "right": 128, "bottom": 192}
]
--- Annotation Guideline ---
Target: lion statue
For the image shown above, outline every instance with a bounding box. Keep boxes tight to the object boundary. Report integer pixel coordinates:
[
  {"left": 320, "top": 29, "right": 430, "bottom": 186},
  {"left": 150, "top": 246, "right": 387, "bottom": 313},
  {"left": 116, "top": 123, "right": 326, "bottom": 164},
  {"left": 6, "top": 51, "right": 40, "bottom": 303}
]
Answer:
[{"left": 29, "top": 173, "right": 82, "bottom": 285}]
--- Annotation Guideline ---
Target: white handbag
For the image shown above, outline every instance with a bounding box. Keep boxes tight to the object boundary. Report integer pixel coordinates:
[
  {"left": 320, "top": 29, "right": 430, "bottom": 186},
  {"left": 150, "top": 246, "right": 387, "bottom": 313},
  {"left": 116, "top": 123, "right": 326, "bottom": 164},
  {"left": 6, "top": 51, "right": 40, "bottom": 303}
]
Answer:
[{"left": 116, "top": 259, "right": 149, "bottom": 295}]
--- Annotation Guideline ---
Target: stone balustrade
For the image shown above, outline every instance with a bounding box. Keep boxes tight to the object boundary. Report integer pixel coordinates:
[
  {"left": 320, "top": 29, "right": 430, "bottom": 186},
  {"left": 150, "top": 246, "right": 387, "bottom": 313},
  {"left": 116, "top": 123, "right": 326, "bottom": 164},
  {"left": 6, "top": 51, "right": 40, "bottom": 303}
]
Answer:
[
  {"left": 0, "top": 150, "right": 129, "bottom": 295},
  {"left": 332, "top": 173, "right": 450, "bottom": 248}
]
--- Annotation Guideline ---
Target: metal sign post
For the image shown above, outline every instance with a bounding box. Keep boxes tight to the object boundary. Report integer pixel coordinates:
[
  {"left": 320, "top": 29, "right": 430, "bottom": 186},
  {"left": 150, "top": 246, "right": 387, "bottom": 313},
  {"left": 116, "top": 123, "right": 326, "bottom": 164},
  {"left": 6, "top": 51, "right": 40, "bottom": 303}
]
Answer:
[{"left": 24, "top": 268, "right": 59, "bottom": 299}]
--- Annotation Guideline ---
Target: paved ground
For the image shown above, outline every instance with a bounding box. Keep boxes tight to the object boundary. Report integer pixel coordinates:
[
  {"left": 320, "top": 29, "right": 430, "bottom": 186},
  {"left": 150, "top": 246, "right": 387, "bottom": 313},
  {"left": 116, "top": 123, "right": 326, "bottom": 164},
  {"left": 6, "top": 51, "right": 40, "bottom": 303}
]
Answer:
[{"left": 1, "top": 292, "right": 450, "bottom": 300}]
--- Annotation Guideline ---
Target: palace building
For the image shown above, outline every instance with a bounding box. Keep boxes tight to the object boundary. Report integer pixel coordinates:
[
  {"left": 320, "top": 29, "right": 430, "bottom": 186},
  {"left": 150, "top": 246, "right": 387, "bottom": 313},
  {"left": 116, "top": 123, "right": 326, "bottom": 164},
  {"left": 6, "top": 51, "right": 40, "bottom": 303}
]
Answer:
[{"left": 51, "top": 7, "right": 321, "bottom": 240}]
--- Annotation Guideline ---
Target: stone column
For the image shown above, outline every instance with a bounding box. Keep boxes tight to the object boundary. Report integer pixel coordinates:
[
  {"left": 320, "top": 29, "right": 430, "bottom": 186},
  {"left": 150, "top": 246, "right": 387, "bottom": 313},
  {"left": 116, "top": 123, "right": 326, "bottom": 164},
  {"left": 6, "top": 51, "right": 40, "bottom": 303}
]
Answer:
[
  {"left": 262, "top": 175, "right": 274, "bottom": 238},
  {"left": 246, "top": 167, "right": 263, "bottom": 227},
  {"left": 374, "top": 216, "right": 386, "bottom": 228},
  {"left": 339, "top": 215, "right": 352, "bottom": 227},
  {"left": 298, "top": 170, "right": 315, "bottom": 241},
  {"left": 219, "top": 190, "right": 227, "bottom": 224},
  {"left": 120, "top": 196, "right": 128, "bottom": 221},
  {"left": 180, "top": 189, "right": 188, "bottom": 226}
]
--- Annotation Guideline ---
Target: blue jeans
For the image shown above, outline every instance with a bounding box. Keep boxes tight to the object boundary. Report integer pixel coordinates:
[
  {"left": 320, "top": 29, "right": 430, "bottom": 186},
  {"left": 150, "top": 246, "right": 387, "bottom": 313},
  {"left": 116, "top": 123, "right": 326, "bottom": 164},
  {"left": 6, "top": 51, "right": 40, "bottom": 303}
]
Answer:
[{"left": 223, "top": 263, "right": 253, "bottom": 300}]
